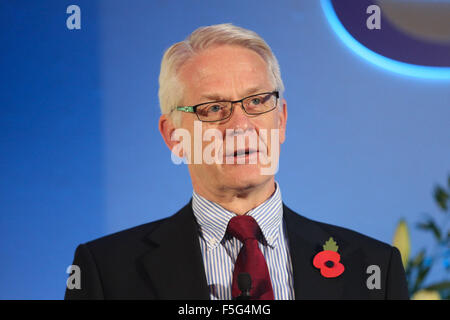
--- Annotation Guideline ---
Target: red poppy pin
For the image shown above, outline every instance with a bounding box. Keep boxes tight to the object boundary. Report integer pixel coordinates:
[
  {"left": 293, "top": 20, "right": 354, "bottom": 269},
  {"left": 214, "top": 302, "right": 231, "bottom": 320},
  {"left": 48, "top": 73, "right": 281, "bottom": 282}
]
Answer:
[{"left": 313, "top": 237, "right": 345, "bottom": 278}]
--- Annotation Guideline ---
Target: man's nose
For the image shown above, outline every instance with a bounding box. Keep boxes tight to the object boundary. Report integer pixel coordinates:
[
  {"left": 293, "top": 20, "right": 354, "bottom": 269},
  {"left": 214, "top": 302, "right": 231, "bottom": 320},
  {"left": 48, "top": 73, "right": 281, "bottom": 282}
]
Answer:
[{"left": 226, "top": 101, "right": 251, "bottom": 129}]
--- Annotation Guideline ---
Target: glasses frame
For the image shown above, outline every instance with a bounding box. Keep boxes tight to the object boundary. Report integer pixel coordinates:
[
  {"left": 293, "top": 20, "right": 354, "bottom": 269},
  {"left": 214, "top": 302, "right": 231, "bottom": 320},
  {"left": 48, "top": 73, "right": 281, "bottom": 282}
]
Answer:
[{"left": 176, "top": 91, "right": 279, "bottom": 123}]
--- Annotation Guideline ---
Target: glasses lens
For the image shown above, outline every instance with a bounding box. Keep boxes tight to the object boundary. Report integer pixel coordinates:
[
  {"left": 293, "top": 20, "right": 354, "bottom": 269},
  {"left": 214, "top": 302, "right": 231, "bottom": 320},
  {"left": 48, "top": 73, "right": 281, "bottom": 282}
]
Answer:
[
  {"left": 196, "top": 102, "right": 232, "bottom": 121},
  {"left": 243, "top": 93, "right": 277, "bottom": 114}
]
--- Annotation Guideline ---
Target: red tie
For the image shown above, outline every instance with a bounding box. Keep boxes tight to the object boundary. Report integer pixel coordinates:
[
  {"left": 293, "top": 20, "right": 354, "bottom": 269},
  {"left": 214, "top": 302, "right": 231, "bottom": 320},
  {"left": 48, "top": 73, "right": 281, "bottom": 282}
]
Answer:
[{"left": 227, "top": 215, "right": 274, "bottom": 300}]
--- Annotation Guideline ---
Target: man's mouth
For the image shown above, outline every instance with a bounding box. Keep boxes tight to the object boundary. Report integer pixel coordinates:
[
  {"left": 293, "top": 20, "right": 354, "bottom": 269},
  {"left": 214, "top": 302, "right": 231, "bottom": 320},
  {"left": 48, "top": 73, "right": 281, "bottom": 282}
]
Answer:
[{"left": 226, "top": 149, "right": 258, "bottom": 157}]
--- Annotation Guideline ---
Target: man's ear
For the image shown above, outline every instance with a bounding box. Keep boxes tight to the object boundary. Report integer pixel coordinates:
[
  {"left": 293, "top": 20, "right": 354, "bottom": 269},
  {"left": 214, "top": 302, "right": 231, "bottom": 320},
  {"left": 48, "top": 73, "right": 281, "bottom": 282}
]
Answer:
[
  {"left": 158, "top": 114, "right": 179, "bottom": 152},
  {"left": 278, "top": 98, "right": 287, "bottom": 144}
]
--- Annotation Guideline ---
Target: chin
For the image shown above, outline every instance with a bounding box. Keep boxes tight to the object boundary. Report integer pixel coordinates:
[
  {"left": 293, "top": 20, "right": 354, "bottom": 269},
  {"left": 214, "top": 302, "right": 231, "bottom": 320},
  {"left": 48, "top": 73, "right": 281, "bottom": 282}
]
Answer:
[{"left": 220, "top": 165, "right": 272, "bottom": 189}]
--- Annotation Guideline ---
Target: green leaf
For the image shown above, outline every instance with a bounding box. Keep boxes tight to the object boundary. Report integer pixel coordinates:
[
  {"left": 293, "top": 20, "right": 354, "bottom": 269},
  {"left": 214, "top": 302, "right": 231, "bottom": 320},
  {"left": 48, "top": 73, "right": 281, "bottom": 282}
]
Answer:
[
  {"left": 434, "top": 186, "right": 449, "bottom": 211},
  {"left": 323, "top": 237, "right": 339, "bottom": 252},
  {"left": 416, "top": 217, "right": 441, "bottom": 241},
  {"left": 411, "top": 263, "right": 431, "bottom": 294},
  {"left": 410, "top": 250, "right": 426, "bottom": 268},
  {"left": 417, "top": 265, "right": 431, "bottom": 286},
  {"left": 423, "top": 281, "right": 450, "bottom": 292}
]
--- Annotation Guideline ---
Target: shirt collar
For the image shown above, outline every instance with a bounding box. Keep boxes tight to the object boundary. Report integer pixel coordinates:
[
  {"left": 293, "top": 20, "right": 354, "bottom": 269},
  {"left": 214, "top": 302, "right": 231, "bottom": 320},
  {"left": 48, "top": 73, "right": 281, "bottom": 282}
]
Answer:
[{"left": 192, "top": 182, "right": 283, "bottom": 250}]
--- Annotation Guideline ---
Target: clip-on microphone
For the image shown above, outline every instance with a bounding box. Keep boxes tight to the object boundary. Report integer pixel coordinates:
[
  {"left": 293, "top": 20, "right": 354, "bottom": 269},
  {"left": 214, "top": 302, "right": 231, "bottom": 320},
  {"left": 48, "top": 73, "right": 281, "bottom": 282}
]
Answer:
[{"left": 235, "top": 273, "right": 252, "bottom": 300}]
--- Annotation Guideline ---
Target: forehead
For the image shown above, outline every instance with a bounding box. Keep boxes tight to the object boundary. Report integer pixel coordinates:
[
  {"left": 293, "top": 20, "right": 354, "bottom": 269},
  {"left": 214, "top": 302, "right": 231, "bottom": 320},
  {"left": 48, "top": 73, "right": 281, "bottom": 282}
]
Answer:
[{"left": 178, "top": 45, "right": 272, "bottom": 100}]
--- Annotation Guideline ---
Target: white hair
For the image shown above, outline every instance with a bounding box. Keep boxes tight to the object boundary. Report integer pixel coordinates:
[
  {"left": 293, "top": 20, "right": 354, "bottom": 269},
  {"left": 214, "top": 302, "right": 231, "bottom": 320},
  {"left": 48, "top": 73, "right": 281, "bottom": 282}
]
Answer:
[{"left": 158, "top": 23, "right": 285, "bottom": 127}]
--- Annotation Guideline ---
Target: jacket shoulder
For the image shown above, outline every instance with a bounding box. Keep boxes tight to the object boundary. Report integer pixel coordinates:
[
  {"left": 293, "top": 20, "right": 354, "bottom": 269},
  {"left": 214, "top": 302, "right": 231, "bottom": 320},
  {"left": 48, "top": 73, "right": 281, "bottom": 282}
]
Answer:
[
  {"left": 313, "top": 218, "right": 392, "bottom": 252},
  {"left": 283, "top": 203, "right": 396, "bottom": 259},
  {"left": 84, "top": 217, "right": 168, "bottom": 251}
]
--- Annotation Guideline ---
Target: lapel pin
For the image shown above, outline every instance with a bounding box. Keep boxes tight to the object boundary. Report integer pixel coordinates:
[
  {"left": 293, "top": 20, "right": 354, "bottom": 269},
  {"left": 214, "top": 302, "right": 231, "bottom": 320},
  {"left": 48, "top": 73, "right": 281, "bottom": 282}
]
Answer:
[{"left": 313, "top": 237, "right": 345, "bottom": 278}]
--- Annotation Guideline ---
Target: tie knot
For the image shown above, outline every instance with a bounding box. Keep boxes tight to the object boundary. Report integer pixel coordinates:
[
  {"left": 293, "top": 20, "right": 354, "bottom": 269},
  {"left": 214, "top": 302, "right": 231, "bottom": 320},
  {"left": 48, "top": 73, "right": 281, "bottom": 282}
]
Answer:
[{"left": 227, "top": 215, "right": 261, "bottom": 243}]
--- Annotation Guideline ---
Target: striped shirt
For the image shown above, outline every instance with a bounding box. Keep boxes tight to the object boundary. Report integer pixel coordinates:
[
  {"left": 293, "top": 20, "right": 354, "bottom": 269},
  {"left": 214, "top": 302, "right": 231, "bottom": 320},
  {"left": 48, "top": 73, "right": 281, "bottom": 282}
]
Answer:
[{"left": 192, "top": 182, "right": 295, "bottom": 300}]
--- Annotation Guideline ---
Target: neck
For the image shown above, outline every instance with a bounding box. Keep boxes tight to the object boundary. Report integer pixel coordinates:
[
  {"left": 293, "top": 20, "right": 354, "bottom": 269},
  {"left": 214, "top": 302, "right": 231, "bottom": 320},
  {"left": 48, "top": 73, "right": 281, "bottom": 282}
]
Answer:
[{"left": 192, "top": 177, "right": 276, "bottom": 215}]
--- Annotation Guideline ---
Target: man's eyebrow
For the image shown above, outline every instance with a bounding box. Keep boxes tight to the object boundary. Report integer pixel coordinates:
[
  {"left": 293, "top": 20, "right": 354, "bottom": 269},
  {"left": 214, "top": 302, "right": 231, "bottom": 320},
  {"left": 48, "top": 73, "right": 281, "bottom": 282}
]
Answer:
[{"left": 200, "top": 87, "right": 265, "bottom": 102}]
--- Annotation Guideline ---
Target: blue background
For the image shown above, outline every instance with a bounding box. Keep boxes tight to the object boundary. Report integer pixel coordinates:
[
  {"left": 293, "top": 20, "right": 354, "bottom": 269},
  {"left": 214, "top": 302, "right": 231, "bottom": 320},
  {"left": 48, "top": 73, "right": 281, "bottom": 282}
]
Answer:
[{"left": 1, "top": 0, "right": 449, "bottom": 299}]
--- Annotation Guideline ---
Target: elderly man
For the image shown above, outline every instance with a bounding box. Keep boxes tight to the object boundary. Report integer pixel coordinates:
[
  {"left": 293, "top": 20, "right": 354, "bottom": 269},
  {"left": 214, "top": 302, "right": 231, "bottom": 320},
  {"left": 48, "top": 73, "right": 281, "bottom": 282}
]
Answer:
[{"left": 65, "top": 23, "right": 408, "bottom": 300}]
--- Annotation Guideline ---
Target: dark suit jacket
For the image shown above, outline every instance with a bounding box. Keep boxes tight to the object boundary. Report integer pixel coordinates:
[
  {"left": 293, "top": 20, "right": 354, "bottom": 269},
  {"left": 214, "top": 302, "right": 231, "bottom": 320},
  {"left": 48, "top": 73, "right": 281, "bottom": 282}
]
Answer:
[{"left": 65, "top": 201, "right": 409, "bottom": 299}]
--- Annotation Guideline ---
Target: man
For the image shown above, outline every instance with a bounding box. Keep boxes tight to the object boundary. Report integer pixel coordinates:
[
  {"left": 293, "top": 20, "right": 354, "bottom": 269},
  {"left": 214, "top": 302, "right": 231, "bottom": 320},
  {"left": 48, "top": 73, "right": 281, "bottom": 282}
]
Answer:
[{"left": 65, "top": 23, "right": 408, "bottom": 300}]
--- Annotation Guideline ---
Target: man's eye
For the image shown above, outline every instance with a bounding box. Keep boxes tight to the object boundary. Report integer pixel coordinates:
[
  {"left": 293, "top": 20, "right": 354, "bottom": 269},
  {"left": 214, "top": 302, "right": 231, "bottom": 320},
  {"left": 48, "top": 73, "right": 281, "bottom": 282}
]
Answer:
[
  {"left": 207, "top": 104, "right": 222, "bottom": 113},
  {"left": 250, "top": 98, "right": 262, "bottom": 105}
]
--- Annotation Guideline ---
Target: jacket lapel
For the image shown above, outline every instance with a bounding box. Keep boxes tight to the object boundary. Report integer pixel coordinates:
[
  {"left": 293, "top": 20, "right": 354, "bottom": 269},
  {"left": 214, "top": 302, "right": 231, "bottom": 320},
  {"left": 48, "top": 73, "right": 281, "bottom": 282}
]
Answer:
[
  {"left": 139, "top": 201, "right": 210, "bottom": 299},
  {"left": 283, "top": 204, "right": 366, "bottom": 299}
]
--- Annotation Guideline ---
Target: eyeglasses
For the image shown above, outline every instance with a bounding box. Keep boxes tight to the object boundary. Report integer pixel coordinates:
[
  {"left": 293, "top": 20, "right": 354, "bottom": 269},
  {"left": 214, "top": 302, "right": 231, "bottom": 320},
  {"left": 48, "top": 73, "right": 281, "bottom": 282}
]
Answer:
[{"left": 176, "top": 91, "right": 279, "bottom": 122}]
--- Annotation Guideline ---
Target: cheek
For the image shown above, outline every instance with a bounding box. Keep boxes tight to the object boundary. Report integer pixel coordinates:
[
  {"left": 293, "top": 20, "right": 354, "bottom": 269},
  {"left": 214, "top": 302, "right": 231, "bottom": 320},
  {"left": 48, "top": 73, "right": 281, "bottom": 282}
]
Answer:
[{"left": 258, "top": 117, "right": 282, "bottom": 149}]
